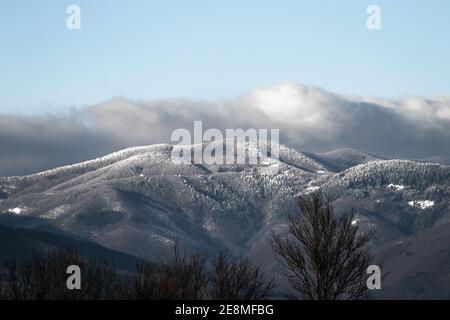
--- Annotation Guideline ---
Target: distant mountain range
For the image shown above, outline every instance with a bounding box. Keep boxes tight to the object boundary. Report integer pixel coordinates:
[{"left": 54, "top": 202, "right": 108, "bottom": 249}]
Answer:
[{"left": 1, "top": 142, "right": 449, "bottom": 299}]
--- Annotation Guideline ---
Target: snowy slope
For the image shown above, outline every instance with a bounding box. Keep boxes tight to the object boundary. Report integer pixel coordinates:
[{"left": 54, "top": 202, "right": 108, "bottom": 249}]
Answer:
[
  {"left": 302, "top": 148, "right": 384, "bottom": 172},
  {"left": 0, "top": 141, "right": 326, "bottom": 260},
  {"left": 1, "top": 142, "right": 450, "bottom": 298}
]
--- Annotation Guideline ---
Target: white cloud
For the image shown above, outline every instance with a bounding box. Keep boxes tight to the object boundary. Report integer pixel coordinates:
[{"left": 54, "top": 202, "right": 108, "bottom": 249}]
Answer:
[
  {"left": 240, "top": 83, "right": 349, "bottom": 139},
  {"left": 1, "top": 83, "right": 450, "bottom": 176}
]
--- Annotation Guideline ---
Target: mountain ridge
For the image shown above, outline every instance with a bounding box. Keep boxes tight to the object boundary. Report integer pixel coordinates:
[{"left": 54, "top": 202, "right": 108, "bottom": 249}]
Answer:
[{"left": 1, "top": 141, "right": 449, "bottom": 298}]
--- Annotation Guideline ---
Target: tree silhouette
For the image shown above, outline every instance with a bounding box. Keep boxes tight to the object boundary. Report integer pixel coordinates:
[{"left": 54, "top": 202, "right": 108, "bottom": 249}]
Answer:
[
  {"left": 209, "top": 253, "right": 276, "bottom": 300},
  {"left": 0, "top": 247, "right": 125, "bottom": 300},
  {"left": 131, "top": 246, "right": 276, "bottom": 300},
  {"left": 131, "top": 245, "right": 208, "bottom": 300},
  {"left": 271, "top": 192, "right": 372, "bottom": 300},
  {"left": 1, "top": 246, "right": 274, "bottom": 300}
]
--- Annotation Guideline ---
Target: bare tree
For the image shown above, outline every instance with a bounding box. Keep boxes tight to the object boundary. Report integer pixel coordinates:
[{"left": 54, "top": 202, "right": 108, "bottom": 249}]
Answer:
[
  {"left": 132, "top": 245, "right": 208, "bottom": 300},
  {"left": 209, "top": 253, "right": 276, "bottom": 300},
  {"left": 0, "top": 247, "right": 126, "bottom": 300},
  {"left": 271, "top": 192, "right": 372, "bottom": 300},
  {"left": 0, "top": 246, "right": 277, "bottom": 300}
]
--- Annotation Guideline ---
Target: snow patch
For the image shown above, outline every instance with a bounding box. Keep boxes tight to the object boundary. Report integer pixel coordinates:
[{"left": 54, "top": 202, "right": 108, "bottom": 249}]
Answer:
[
  {"left": 306, "top": 186, "right": 320, "bottom": 192},
  {"left": 43, "top": 205, "right": 70, "bottom": 219},
  {"left": 351, "top": 219, "right": 360, "bottom": 226},
  {"left": 408, "top": 200, "right": 435, "bottom": 210},
  {"left": 203, "top": 219, "right": 216, "bottom": 232},
  {"left": 7, "top": 207, "right": 25, "bottom": 215},
  {"left": 388, "top": 184, "right": 405, "bottom": 191}
]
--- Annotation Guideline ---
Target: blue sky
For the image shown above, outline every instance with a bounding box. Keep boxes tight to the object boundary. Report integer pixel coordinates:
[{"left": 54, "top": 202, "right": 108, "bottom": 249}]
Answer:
[{"left": 1, "top": 0, "right": 450, "bottom": 113}]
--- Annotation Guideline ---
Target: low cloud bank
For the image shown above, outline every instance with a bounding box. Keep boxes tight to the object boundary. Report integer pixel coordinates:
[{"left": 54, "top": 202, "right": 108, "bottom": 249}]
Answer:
[{"left": 1, "top": 83, "right": 450, "bottom": 176}]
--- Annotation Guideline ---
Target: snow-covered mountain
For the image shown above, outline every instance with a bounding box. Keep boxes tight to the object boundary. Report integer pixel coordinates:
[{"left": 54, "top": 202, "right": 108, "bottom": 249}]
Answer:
[
  {"left": 1, "top": 141, "right": 449, "bottom": 298},
  {"left": 0, "top": 142, "right": 323, "bottom": 260}
]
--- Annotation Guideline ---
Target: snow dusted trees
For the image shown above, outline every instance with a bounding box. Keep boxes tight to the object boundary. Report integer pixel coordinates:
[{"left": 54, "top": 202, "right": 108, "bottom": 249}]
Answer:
[{"left": 0, "top": 193, "right": 379, "bottom": 300}]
